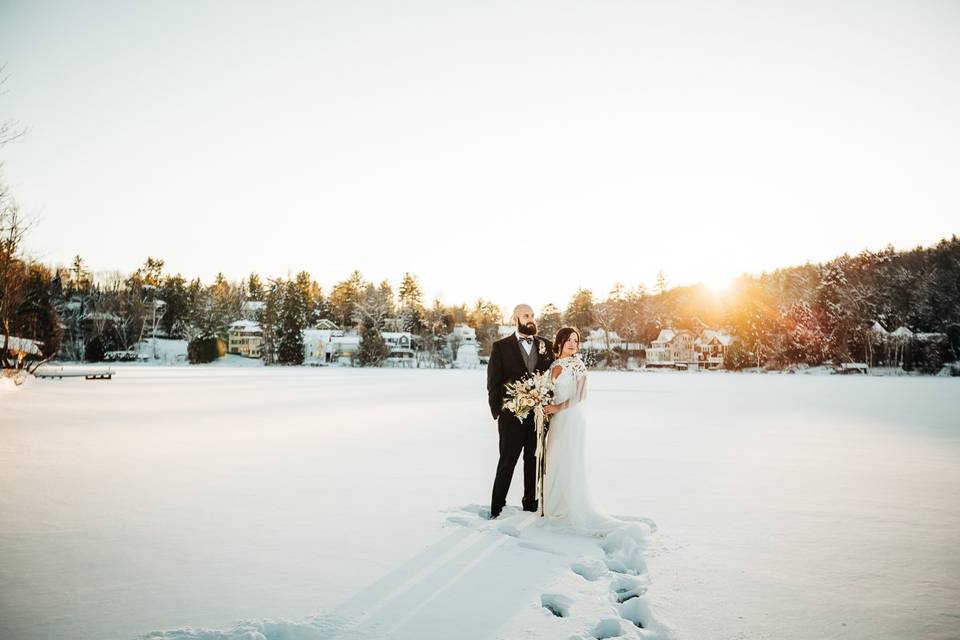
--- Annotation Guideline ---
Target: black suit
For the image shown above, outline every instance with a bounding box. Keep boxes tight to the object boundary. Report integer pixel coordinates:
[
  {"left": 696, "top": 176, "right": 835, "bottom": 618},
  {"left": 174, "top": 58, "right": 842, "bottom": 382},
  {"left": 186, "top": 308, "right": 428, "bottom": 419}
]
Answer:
[{"left": 486, "top": 333, "right": 555, "bottom": 517}]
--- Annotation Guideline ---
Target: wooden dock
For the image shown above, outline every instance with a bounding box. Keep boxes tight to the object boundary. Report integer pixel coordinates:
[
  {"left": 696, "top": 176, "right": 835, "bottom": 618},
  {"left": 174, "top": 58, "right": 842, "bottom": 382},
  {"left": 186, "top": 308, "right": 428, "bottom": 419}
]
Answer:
[{"left": 35, "top": 368, "right": 115, "bottom": 381}]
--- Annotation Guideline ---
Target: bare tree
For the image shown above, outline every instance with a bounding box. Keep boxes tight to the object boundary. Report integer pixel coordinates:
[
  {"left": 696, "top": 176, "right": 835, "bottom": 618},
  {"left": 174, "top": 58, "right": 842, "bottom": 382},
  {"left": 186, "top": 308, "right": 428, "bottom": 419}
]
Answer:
[
  {"left": 0, "top": 64, "right": 25, "bottom": 151},
  {"left": 0, "top": 187, "right": 29, "bottom": 368}
]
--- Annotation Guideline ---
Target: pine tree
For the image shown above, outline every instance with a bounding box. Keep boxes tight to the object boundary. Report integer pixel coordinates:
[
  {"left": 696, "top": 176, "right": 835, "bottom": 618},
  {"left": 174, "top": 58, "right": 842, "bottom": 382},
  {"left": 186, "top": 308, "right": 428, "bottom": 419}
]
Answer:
[
  {"left": 468, "top": 299, "right": 503, "bottom": 354},
  {"left": 276, "top": 279, "right": 306, "bottom": 365},
  {"left": 247, "top": 273, "right": 264, "bottom": 300},
  {"left": 355, "top": 280, "right": 393, "bottom": 330},
  {"left": 398, "top": 272, "right": 425, "bottom": 333},
  {"left": 564, "top": 288, "right": 596, "bottom": 331},
  {"left": 70, "top": 255, "right": 92, "bottom": 294},
  {"left": 293, "top": 271, "right": 316, "bottom": 326},
  {"left": 538, "top": 303, "right": 563, "bottom": 342},
  {"left": 260, "top": 278, "right": 284, "bottom": 364},
  {"left": 357, "top": 320, "right": 390, "bottom": 366},
  {"left": 159, "top": 274, "right": 190, "bottom": 338},
  {"left": 655, "top": 271, "right": 668, "bottom": 296},
  {"left": 330, "top": 270, "right": 364, "bottom": 329}
]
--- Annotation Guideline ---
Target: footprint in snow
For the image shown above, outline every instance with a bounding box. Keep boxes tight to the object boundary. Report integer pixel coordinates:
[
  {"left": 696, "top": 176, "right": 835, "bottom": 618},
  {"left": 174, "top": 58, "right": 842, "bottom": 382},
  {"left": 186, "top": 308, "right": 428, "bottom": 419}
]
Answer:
[
  {"left": 540, "top": 593, "right": 573, "bottom": 618},
  {"left": 591, "top": 617, "right": 625, "bottom": 639},
  {"left": 570, "top": 557, "right": 608, "bottom": 581},
  {"left": 610, "top": 574, "right": 647, "bottom": 604}
]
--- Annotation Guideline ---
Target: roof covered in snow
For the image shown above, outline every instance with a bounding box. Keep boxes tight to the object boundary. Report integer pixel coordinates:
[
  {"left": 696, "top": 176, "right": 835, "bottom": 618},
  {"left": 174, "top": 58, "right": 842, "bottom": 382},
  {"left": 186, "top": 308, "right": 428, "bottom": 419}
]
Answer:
[
  {"left": 1, "top": 334, "right": 43, "bottom": 355},
  {"left": 229, "top": 320, "right": 261, "bottom": 331},
  {"left": 653, "top": 329, "right": 676, "bottom": 343},
  {"left": 699, "top": 330, "right": 734, "bottom": 346}
]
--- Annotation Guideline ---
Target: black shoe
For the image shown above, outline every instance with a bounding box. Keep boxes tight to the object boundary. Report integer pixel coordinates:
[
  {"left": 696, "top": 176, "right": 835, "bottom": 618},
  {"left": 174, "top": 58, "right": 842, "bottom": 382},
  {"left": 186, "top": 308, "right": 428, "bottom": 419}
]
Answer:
[
  {"left": 522, "top": 502, "right": 538, "bottom": 513},
  {"left": 488, "top": 509, "right": 502, "bottom": 520}
]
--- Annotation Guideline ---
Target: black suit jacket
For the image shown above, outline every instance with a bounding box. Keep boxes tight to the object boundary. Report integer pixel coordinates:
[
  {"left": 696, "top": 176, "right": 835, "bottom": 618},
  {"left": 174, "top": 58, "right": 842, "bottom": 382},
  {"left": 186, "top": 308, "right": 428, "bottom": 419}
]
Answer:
[{"left": 486, "top": 334, "right": 555, "bottom": 421}]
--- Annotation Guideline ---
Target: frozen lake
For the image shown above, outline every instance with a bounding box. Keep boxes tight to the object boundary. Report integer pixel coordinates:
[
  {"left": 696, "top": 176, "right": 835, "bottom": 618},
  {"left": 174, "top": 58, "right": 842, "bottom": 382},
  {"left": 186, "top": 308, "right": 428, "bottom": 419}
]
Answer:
[{"left": 1, "top": 367, "right": 958, "bottom": 639}]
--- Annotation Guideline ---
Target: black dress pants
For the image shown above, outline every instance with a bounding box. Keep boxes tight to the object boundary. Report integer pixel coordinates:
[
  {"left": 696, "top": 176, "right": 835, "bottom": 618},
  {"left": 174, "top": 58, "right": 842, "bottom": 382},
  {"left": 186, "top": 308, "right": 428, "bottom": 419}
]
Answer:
[{"left": 490, "top": 414, "right": 538, "bottom": 517}]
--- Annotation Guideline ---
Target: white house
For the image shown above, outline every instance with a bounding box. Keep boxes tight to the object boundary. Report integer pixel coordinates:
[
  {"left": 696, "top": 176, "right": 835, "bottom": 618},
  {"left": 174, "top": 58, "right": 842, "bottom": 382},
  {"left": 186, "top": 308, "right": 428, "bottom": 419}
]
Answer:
[
  {"left": 448, "top": 324, "right": 482, "bottom": 368},
  {"left": 303, "top": 329, "right": 358, "bottom": 366},
  {"left": 228, "top": 320, "right": 263, "bottom": 358},
  {"left": 382, "top": 331, "right": 415, "bottom": 367},
  {"left": 646, "top": 328, "right": 733, "bottom": 370},
  {"left": 580, "top": 328, "right": 643, "bottom": 353},
  {"left": 2, "top": 334, "right": 43, "bottom": 361},
  {"left": 303, "top": 329, "right": 336, "bottom": 364}
]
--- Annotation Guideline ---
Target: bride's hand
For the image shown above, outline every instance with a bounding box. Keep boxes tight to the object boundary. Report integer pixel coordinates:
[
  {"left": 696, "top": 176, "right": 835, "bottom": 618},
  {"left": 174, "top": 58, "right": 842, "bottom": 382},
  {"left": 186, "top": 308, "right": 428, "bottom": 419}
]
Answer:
[{"left": 544, "top": 404, "right": 561, "bottom": 416}]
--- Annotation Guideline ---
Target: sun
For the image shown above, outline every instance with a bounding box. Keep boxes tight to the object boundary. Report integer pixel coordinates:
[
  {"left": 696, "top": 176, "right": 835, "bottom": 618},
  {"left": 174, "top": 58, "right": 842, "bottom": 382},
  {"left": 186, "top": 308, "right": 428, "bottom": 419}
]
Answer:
[{"left": 702, "top": 275, "right": 734, "bottom": 293}]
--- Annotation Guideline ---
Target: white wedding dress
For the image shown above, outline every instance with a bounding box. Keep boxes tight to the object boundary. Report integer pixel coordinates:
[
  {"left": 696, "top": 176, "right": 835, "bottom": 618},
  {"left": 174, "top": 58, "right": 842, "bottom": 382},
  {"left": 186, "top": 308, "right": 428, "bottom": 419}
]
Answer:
[{"left": 543, "top": 354, "right": 623, "bottom": 536}]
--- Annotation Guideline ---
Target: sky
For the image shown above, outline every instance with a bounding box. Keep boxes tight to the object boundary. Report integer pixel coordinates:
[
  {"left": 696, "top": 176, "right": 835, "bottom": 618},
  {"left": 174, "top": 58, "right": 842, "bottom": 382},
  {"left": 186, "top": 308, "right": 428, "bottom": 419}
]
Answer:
[{"left": 1, "top": 0, "right": 958, "bottom": 315}]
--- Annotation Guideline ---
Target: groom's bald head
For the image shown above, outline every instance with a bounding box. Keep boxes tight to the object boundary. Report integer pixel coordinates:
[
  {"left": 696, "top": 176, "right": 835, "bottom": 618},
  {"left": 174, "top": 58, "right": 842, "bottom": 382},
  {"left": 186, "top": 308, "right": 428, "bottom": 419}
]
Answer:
[{"left": 512, "top": 304, "right": 534, "bottom": 322}]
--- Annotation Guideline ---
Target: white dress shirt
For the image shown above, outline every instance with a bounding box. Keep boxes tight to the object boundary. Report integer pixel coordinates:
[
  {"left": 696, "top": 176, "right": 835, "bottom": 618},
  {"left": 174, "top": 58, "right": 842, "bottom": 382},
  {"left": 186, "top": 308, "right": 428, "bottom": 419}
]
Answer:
[{"left": 515, "top": 330, "right": 535, "bottom": 355}]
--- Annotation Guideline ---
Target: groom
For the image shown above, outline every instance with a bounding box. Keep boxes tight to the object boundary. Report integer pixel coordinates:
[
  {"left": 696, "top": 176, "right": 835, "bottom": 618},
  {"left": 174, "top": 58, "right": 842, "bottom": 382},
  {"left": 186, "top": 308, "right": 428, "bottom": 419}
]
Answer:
[{"left": 486, "top": 303, "right": 555, "bottom": 519}]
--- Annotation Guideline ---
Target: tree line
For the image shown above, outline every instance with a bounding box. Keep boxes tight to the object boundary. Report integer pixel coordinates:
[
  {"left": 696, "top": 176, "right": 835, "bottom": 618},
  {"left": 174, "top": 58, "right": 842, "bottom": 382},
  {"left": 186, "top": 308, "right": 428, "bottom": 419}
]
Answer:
[{"left": 3, "top": 221, "right": 958, "bottom": 373}]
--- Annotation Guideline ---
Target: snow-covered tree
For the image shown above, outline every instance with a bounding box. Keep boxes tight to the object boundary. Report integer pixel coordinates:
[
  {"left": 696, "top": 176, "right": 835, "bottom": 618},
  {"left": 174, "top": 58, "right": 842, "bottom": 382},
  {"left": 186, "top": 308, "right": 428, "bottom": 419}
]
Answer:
[
  {"left": 357, "top": 321, "right": 389, "bottom": 366},
  {"left": 354, "top": 280, "right": 393, "bottom": 331},
  {"left": 398, "top": 272, "right": 425, "bottom": 333},
  {"left": 330, "top": 270, "right": 364, "bottom": 329},
  {"left": 276, "top": 279, "right": 306, "bottom": 365}
]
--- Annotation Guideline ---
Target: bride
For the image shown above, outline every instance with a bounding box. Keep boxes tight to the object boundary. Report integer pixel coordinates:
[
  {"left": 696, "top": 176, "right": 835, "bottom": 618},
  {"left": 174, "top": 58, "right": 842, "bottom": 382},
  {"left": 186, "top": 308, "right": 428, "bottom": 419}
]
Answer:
[{"left": 542, "top": 327, "right": 623, "bottom": 536}]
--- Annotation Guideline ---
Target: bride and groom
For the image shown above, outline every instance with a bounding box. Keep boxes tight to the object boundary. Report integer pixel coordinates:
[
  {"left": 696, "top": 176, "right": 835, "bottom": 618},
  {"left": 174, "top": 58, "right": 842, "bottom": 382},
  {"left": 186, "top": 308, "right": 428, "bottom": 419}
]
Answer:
[{"left": 486, "top": 303, "right": 622, "bottom": 535}]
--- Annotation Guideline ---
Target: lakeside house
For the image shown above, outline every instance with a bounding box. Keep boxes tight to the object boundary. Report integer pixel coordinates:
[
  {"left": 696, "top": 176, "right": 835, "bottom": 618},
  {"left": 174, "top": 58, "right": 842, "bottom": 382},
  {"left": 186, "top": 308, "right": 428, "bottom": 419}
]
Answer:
[
  {"left": 646, "top": 328, "right": 734, "bottom": 370},
  {"left": 382, "top": 331, "right": 415, "bottom": 367},
  {"left": 227, "top": 320, "right": 264, "bottom": 358},
  {"left": 581, "top": 328, "right": 643, "bottom": 353},
  {"left": 2, "top": 334, "right": 44, "bottom": 364},
  {"left": 866, "top": 321, "right": 948, "bottom": 368},
  {"left": 448, "top": 324, "right": 480, "bottom": 368},
  {"left": 304, "top": 329, "right": 360, "bottom": 366}
]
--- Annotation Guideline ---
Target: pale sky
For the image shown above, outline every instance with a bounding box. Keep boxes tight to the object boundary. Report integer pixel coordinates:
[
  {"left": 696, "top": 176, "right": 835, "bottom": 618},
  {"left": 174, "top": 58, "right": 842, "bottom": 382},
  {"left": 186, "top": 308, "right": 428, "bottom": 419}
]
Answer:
[{"left": 2, "top": 0, "right": 958, "bottom": 315}]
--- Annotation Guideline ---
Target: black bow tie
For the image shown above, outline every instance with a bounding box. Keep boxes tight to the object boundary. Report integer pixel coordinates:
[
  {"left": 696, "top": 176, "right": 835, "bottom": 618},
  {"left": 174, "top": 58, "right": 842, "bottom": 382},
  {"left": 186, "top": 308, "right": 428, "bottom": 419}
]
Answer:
[{"left": 520, "top": 336, "right": 533, "bottom": 345}]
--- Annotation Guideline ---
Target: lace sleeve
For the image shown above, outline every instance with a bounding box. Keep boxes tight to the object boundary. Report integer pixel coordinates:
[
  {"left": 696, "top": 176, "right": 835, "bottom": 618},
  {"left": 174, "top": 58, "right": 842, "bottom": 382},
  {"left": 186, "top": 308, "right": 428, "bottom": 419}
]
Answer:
[
  {"left": 570, "top": 357, "right": 587, "bottom": 405},
  {"left": 554, "top": 355, "right": 588, "bottom": 408}
]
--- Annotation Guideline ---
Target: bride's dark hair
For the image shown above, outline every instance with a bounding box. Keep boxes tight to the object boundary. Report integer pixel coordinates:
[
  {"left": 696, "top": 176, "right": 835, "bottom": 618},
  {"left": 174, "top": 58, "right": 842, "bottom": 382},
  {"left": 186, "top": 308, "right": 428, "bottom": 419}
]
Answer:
[{"left": 553, "top": 326, "right": 581, "bottom": 357}]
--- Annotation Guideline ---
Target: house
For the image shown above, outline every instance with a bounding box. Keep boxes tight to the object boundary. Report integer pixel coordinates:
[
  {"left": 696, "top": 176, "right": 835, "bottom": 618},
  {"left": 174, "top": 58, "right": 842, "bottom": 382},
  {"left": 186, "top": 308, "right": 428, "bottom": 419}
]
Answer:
[
  {"left": 382, "top": 331, "right": 415, "bottom": 367},
  {"left": 581, "top": 329, "right": 643, "bottom": 353},
  {"left": 866, "top": 323, "right": 947, "bottom": 368},
  {"left": 327, "top": 334, "right": 360, "bottom": 365},
  {"left": 448, "top": 324, "right": 481, "bottom": 368},
  {"left": 303, "top": 329, "right": 359, "bottom": 366},
  {"left": 303, "top": 329, "right": 334, "bottom": 364},
  {"left": 227, "top": 320, "right": 264, "bottom": 358},
  {"left": 646, "top": 329, "right": 685, "bottom": 367},
  {"left": 2, "top": 334, "right": 44, "bottom": 363},
  {"left": 697, "top": 330, "right": 734, "bottom": 369},
  {"left": 646, "top": 328, "right": 733, "bottom": 370},
  {"left": 314, "top": 318, "right": 339, "bottom": 330}
]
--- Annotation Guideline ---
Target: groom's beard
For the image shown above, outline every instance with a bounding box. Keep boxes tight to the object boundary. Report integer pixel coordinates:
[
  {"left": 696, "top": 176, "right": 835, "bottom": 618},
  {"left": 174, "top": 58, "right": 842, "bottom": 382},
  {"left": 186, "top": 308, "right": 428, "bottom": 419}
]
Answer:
[{"left": 517, "top": 320, "right": 537, "bottom": 336}]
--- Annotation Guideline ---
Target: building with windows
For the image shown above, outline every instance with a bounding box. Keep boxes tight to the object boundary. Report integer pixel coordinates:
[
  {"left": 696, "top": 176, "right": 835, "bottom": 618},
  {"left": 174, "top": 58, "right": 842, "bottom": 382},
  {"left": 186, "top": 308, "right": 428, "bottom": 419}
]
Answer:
[
  {"left": 227, "top": 320, "right": 263, "bottom": 358},
  {"left": 382, "top": 331, "right": 416, "bottom": 367},
  {"left": 448, "top": 324, "right": 481, "bottom": 368},
  {"left": 646, "top": 328, "right": 733, "bottom": 370}
]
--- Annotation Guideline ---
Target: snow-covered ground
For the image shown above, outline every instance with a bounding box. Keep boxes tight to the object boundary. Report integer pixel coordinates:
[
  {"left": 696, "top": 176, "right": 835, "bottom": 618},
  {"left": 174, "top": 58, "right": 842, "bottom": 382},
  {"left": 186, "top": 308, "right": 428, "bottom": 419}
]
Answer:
[{"left": 1, "top": 368, "right": 958, "bottom": 640}]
